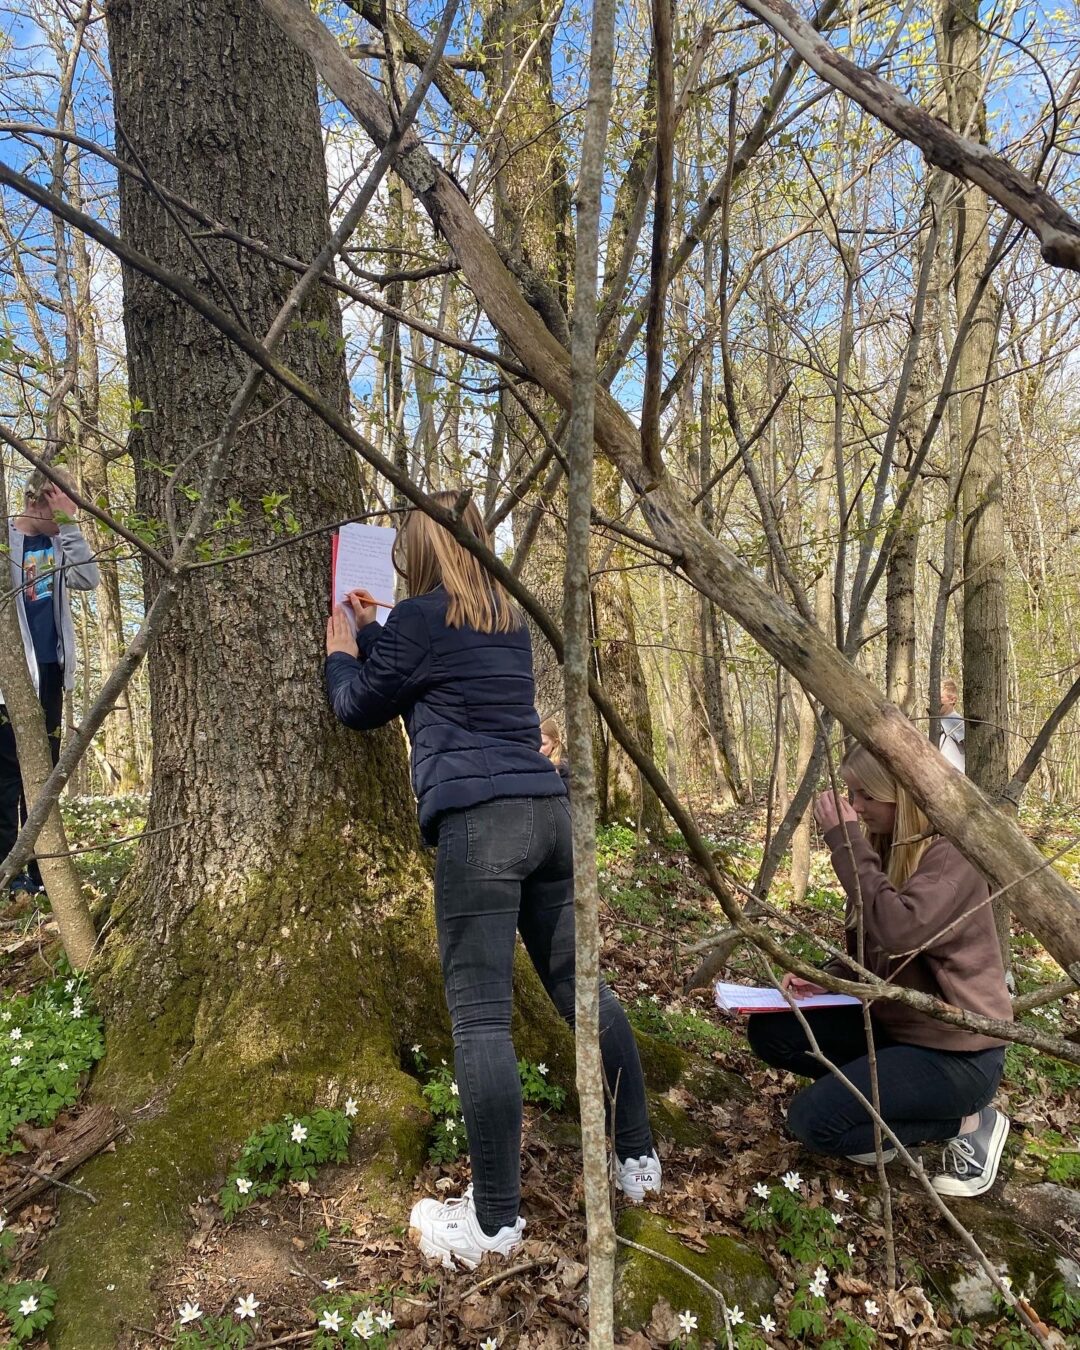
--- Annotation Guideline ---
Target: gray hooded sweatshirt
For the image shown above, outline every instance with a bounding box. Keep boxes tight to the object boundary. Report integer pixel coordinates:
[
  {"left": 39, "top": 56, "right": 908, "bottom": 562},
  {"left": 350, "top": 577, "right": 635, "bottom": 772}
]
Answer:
[{"left": 1, "top": 522, "right": 100, "bottom": 704}]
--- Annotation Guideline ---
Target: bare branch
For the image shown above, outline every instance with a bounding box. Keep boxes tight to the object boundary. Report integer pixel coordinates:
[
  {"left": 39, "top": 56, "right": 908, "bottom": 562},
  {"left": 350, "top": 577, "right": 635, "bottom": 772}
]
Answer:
[{"left": 735, "top": 0, "right": 1080, "bottom": 270}]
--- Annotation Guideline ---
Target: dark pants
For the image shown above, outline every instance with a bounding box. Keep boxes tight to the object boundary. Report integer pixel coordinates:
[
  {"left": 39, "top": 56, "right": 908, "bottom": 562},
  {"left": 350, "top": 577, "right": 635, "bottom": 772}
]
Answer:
[
  {"left": 747, "top": 1006, "right": 1004, "bottom": 1157},
  {"left": 0, "top": 663, "right": 63, "bottom": 890},
  {"left": 435, "top": 795, "right": 654, "bottom": 1233}
]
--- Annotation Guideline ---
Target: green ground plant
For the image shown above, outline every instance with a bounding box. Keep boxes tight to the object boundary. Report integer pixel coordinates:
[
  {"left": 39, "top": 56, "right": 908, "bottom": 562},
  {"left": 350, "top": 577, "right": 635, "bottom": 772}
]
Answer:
[{"left": 0, "top": 975, "right": 104, "bottom": 1151}]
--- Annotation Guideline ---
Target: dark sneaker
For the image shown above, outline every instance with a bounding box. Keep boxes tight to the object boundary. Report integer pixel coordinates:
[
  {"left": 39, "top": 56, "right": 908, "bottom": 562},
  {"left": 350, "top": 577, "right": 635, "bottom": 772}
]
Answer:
[
  {"left": 8, "top": 873, "right": 35, "bottom": 897},
  {"left": 931, "top": 1107, "right": 1010, "bottom": 1197}
]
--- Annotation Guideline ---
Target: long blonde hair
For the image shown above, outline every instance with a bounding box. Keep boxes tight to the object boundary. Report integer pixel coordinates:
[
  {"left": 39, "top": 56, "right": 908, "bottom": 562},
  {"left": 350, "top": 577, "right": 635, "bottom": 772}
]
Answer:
[
  {"left": 841, "top": 745, "right": 934, "bottom": 888},
  {"left": 539, "top": 717, "right": 564, "bottom": 760},
  {"left": 396, "top": 491, "right": 521, "bottom": 633}
]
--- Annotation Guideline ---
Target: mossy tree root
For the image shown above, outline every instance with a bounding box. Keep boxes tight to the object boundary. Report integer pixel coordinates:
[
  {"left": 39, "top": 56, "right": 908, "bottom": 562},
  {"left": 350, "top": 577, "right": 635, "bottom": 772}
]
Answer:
[{"left": 42, "top": 838, "right": 589, "bottom": 1348}]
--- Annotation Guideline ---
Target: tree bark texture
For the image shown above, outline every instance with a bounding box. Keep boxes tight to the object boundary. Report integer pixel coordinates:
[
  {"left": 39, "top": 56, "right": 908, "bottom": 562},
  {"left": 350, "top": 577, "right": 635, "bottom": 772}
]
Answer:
[
  {"left": 46, "top": 5, "right": 442, "bottom": 1342},
  {"left": 592, "top": 464, "right": 664, "bottom": 833},
  {"left": 938, "top": 0, "right": 1013, "bottom": 961},
  {"left": 886, "top": 183, "right": 946, "bottom": 721}
]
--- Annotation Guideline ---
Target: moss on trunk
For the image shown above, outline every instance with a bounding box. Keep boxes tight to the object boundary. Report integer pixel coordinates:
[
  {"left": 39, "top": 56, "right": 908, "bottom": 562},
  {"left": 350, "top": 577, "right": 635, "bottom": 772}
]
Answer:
[
  {"left": 41, "top": 819, "right": 616, "bottom": 1347},
  {"left": 43, "top": 828, "right": 443, "bottom": 1346}
]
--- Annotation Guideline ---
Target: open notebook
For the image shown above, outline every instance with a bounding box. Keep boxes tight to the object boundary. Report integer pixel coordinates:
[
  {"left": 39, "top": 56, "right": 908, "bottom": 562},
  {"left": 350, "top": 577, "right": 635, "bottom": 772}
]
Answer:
[
  {"left": 714, "top": 981, "right": 860, "bottom": 1015},
  {"left": 331, "top": 523, "right": 397, "bottom": 630}
]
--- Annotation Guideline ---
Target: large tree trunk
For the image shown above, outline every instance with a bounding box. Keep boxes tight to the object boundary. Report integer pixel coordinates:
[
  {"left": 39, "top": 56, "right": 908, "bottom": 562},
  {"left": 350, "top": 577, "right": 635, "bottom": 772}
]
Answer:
[{"left": 44, "top": 7, "right": 567, "bottom": 1344}]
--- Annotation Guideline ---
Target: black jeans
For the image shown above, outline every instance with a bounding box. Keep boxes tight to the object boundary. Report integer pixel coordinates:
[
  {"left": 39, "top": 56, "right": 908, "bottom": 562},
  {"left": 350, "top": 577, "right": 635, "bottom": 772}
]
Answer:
[
  {"left": 747, "top": 1006, "right": 1004, "bottom": 1157},
  {"left": 435, "top": 795, "right": 654, "bottom": 1233},
  {"left": 0, "top": 663, "right": 63, "bottom": 889}
]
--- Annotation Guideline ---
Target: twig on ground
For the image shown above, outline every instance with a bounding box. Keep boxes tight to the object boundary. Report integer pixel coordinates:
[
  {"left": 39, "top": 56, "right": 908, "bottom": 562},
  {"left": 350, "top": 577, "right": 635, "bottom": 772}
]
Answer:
[
  {"left": 5, "top": 1157, "right": 97, "bottom": 1203},
  {"left": 467, "top": 1256, "right": 551, "bottom": 1293}
]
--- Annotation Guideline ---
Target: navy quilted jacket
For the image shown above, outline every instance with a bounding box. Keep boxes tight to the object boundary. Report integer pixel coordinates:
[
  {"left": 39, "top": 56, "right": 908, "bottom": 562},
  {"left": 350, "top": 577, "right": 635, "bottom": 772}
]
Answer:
[{"left": 325, "top": 586, "right": 565, "bottom": 841}]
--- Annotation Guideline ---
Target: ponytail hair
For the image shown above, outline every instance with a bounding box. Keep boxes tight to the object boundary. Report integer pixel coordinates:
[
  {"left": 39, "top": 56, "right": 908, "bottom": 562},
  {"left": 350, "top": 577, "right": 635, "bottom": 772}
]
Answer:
[{"left": 397, "top": 491, "right": 521, "bottom": 633}]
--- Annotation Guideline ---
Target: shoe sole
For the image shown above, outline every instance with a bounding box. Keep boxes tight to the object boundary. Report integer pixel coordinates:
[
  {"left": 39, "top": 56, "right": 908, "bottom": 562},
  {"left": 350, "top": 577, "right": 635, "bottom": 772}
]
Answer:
[
  {"left": 847, "top": 1150, "right": 897, "bottom": 1165},
  {"left": 409, "top": 1221, "right": 521, "bottom": 1271},
  {"left": 410, "top": 1226, "right": 471, "bottom": 1270},
  {"left": 931, "top": 1114, "right": 1010, "bottom": 1198},
  {"left": 408, "top": 1204, "right": 458, "bottom": 1270},
  {"left": 616, "top": 1182, "right": 661, "bottom": 1204}
]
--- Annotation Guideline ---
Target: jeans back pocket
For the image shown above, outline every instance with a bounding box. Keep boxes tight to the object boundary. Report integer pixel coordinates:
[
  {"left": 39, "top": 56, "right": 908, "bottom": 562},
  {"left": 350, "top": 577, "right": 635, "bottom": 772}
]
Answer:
[{"left": 465, "top": 798, "right": 533, "bottom": 874}]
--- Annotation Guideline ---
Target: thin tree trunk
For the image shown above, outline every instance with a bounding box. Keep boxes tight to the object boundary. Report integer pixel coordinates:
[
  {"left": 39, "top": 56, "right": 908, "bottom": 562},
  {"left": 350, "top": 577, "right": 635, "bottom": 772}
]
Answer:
[
  {"left": 790, "top": 468, "right": 832, "bottom": 901},
  {"left": 657, "top": 570, "right": 679, "bottom": 794},
  {"left": 0, "top": 461, "right": 95, "bottom": 968},
  {"left": 938, "top": 0, "right": 1013, "bottom": 964},
  {"left": 887, "top": 180, "right": 946, "bottom": 717},
  {"left": 564, "top": 0, "right": 619, "bottom": 1329}
]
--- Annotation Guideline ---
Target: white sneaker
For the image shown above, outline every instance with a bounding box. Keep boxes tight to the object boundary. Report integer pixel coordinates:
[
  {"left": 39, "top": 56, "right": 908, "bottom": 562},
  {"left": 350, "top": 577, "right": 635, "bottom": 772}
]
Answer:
[
  {"left": 846, "top": 1147, "right": 897, "bottom": 1165},
  {"left": 409, "top": 1187, "right": 525, "bottom": 1269},
  {"left": 615, "top": 1150, "right": 662, "bottom": 1202}
]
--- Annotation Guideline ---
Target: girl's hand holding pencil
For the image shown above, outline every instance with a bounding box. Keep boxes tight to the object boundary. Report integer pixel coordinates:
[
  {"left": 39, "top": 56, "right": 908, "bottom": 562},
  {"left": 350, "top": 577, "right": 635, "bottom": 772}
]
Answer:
[
  {"left": 344, "top": 587, "right": 386, "bottom": 628},
  {"left": 325, "top": 590, "right": 391, "bottom": 659}
]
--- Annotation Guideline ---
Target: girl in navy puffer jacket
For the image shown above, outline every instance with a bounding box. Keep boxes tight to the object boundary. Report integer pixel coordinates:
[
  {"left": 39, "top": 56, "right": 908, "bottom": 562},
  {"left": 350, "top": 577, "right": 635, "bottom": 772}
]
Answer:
[{"left": 325, "top": 493, "right": 657, "bottom": 1269}]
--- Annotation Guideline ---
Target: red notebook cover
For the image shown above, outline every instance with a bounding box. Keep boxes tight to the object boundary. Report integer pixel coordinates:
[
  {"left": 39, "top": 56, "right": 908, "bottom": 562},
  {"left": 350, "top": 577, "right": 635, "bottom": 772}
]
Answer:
[{"left": 331, "top": 531, "right": 339, "bottom": 608}]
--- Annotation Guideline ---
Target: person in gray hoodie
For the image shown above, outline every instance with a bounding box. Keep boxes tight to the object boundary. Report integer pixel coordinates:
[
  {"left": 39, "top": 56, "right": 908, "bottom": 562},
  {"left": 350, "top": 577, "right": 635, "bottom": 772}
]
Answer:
[{"left": 1, "top": 470, "right": 100, "bottom": 895}]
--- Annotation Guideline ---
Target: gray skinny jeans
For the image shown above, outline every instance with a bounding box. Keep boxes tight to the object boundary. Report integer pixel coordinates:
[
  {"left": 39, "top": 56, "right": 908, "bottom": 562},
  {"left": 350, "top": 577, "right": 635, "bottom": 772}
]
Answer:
[{"left": 434, "top": 795, "right": 654, "bottom": 1233}]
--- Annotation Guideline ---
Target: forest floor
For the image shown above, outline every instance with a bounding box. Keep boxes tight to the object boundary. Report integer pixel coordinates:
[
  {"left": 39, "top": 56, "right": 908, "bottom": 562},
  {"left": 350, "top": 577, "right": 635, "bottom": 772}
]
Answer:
[{"left": 0, "top": 796, "right": 1078, "bottom": 1349}]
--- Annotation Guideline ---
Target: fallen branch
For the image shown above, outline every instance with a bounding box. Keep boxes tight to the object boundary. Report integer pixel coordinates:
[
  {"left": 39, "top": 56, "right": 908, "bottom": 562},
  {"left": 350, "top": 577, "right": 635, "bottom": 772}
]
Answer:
[
  {"left": 0, "top": 1104, "right": 124, "bottom": 1213},
  {"left": 5, "top": 1158, "right": 98, "bottom": 1204},
  {"left": 467, "top": 1256, "right": 552, "bottom": 1293}
]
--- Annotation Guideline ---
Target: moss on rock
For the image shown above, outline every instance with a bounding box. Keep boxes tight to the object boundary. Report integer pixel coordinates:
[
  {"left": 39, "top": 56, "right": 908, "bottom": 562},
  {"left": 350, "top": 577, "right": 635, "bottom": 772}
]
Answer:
[
  {"left": 922, "top": 1196, "right": 1080, "bottom": 1324},
  {"left": 633, "top": 1030, "right": 686, "bottom": 1090},
  {"left": 648, "top": 1093, "right": 714, "bottom": 1150},
  {"left": 681, "top": 1063, "right": 753, "bottom": 1107},
  {"left": 614, "top": 1208, "right": 778, "bottom": 1340}
]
